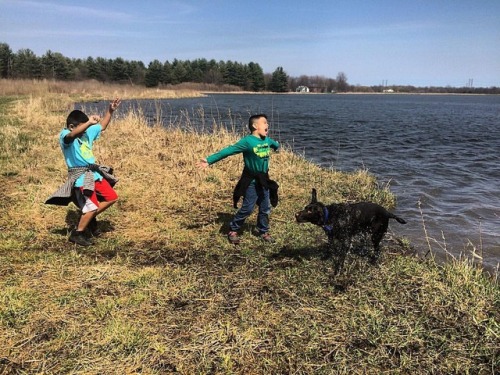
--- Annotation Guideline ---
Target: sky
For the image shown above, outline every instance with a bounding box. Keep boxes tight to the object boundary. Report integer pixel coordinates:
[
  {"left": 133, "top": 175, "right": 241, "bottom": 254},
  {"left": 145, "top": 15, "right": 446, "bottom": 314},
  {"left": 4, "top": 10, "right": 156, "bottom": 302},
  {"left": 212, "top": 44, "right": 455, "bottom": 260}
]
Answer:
[{"left": 1, "top": 0, "right": 499, "bottom": 87}]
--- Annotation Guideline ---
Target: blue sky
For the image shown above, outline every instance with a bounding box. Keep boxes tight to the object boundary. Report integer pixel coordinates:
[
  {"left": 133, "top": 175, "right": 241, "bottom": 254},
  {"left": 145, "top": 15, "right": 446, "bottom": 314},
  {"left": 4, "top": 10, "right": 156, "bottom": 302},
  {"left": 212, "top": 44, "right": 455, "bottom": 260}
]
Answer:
[{"left": 1, "top": 0, "right": 499, "bottom": 87}]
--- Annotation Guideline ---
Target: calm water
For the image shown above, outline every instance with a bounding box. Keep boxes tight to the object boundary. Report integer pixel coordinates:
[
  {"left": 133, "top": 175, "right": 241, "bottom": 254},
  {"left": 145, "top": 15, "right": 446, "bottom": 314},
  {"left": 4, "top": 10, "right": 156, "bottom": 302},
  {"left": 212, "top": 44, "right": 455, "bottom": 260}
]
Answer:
[{"left": 85, "top": 94, "right": 500, "bottom": 271}]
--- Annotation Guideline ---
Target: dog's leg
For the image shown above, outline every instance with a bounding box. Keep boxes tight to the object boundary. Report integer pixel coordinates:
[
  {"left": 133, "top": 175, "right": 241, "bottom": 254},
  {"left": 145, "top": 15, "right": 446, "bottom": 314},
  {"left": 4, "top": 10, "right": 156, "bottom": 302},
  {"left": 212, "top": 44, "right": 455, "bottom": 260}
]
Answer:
[
  {"left": 367, "top": 217, "right": 388, "bottom": 262},
  {"left": 321, "top": 236, "right": 335, "bottom": 260},
  {"left": 334, "top": 248, "right": 347, "bottom": 275},
  {"left": 370, "top": 227, "right": 386, "bottom": 264},
  {"left": 332, "top": 239, "right": 348, "bottom": 275}
]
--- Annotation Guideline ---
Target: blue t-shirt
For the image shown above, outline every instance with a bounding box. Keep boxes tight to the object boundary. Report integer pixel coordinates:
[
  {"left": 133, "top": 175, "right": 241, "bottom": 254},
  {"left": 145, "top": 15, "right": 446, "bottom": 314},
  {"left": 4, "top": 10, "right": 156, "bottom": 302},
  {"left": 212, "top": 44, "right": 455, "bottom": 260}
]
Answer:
[{"left": 59, "top": 124, "right": 103, "bottom": 187}]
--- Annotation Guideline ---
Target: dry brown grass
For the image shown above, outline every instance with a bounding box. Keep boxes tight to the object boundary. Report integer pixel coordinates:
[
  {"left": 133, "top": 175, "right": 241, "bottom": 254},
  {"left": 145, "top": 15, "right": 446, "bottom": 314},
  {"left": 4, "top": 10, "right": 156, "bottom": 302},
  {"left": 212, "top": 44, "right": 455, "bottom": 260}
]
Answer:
[
  {"left": 0, "top": 86, "right": 498, "bottom": 374},
  {"left": 0, "top": 79, "right": 205, "bottom": 101}
]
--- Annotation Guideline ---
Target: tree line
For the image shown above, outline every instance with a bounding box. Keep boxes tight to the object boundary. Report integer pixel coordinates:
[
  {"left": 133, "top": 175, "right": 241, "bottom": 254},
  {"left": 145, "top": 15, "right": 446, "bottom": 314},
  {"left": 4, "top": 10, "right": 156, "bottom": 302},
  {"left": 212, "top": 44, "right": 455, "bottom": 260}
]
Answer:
[
  {"left": 1, "top": 42, "right": 498, "bottom": 94},
  {"left": 0, "top": 42, "right": 353, "bottom": 93}
]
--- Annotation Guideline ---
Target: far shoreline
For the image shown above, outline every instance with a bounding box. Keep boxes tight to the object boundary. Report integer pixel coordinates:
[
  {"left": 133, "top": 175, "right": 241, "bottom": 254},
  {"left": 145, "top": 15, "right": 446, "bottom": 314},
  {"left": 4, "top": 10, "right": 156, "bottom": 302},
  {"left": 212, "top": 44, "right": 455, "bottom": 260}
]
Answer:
[{"left": 199, "top": 90, "right": 497, "bottom": 96}]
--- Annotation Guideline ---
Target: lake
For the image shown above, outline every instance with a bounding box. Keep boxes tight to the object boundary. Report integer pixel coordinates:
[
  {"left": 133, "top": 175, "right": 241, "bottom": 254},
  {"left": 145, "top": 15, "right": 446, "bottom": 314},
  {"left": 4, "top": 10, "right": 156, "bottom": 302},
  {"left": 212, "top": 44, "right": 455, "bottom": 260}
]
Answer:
[{"left": 84, "top": 94, "right": 500, "bottom": 272}]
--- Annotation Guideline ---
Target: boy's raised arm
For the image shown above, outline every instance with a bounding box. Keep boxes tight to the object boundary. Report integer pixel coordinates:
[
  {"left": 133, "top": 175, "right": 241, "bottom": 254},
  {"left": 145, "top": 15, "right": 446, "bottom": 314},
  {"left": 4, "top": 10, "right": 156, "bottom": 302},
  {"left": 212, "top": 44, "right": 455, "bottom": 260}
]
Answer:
[
  {"left": 100, "top": 98, "right": 121, "bottom": 131},
  {"left": 64, "top": 115, "right": 100, "bottom": 143}
]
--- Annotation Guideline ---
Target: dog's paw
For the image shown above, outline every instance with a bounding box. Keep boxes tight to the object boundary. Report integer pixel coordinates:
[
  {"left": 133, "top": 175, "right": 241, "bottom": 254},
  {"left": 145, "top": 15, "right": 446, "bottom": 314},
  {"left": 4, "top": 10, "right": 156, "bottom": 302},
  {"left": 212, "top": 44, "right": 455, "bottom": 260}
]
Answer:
[
  {"left": 321, "top": 250, "right": 333, "bottom": 260},
  {"left": 369, "top": 254, "right": 380, "bottom": 265}
]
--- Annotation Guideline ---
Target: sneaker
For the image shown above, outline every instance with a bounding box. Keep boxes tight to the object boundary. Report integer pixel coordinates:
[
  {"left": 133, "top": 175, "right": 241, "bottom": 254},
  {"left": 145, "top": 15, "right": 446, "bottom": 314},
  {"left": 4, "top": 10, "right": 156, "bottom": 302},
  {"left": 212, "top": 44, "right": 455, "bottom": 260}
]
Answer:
[
  {"left": 88, "top": 217, "right": 102, "bottom": 237},
  {"left": 260, "top": 233, "right": 276, "bottom": 243},
  {"left": 227, "top": 231, "right": 240, "bottom": 245},
  {"left": 69, "top": 229, "right": 93, "bottom": 246}
]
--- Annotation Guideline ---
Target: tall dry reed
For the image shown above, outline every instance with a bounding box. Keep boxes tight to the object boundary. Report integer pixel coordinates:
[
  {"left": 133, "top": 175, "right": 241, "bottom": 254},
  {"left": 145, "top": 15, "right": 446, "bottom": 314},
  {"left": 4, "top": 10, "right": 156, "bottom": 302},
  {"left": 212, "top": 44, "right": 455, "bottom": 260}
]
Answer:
[{"left": 0, "top": 78, "right": 205, "bottom": 100}]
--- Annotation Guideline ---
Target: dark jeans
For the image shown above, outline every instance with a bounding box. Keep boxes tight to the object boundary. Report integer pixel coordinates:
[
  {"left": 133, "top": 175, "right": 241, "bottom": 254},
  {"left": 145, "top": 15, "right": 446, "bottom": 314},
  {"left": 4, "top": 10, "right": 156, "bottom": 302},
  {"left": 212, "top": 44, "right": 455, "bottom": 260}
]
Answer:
[{"left": 230, "top": 181, "right": 271, "bottom": 234}]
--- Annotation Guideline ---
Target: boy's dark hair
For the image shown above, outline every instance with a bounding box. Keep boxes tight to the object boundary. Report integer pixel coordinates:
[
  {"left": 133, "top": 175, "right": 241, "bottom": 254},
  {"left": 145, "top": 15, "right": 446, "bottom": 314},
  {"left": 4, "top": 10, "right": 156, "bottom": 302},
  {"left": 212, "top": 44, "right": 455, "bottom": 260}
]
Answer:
[
  {"left": 248, "top": 114, "right": 267, "bottom": 132},
  {"left": 66, "top": 110, "right": 89, "bottom": 128}
]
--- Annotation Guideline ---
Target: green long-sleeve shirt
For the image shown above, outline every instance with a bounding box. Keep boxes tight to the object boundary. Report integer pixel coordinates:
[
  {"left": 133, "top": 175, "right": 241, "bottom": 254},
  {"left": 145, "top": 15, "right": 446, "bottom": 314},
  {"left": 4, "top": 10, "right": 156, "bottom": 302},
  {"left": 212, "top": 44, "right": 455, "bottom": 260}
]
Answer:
[{"left": 206, "top": 134, "right": 280, "bottom": 174}]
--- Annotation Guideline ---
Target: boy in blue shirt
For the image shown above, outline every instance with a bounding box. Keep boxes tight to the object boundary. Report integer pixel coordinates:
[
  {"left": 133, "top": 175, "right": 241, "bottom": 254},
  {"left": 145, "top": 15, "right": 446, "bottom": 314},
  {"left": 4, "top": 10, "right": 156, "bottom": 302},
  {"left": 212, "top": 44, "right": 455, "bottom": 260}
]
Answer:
[
  {"left": 198, "top": 114, "right": 279, "bottom": 244},
  {"left": 46, "top": 98, "right": 121, "bottom": 246}
]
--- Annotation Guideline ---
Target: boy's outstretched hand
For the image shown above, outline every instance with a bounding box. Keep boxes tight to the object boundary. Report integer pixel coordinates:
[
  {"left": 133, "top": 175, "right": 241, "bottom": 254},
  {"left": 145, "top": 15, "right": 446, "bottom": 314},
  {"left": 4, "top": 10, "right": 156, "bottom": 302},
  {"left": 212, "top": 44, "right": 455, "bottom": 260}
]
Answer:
[
  {"left": 100, "top": 98, "right": 122, "bottom": 131},
  {"left": 197, "top": 158, "right": 209, "bottom": 169},
  {"left": 109, "top": 98, "right": 121, "bottom": 112}
]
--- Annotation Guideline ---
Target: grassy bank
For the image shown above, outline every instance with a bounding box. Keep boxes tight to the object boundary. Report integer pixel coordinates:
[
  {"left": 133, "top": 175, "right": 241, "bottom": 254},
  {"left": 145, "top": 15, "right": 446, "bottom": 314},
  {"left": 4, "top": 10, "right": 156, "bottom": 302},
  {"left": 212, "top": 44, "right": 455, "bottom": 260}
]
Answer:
[{"left": 0, "top": 85, "right": 498, "bottom": 374}]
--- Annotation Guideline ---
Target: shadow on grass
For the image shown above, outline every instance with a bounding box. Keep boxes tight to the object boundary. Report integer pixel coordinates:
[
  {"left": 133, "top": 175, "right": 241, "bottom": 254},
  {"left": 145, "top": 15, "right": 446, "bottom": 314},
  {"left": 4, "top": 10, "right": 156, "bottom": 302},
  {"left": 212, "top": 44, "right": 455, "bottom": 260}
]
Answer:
[
  {"left": 270, "top": 244, "right": 362, "bottom": 292},
  {"left": 69, "top": 210, "right": 115, "bottom": 231},
  {"left": 185, "top": 211, "right": 257, "bottom": 238},
  {"left": 216, "top": 212, "right": 232, "bottom": 234},
  {"left": 270, "top": 244, "right": 327, "bottom": 262},
  {"left": 50, "top": 221, "right": 115, "bottom": 237},
  {"left": 270, "top": 240, "right": 378, "bottom": 263},
  {"left": 184, "top": 211, "right": 233, "bottom": 232}
]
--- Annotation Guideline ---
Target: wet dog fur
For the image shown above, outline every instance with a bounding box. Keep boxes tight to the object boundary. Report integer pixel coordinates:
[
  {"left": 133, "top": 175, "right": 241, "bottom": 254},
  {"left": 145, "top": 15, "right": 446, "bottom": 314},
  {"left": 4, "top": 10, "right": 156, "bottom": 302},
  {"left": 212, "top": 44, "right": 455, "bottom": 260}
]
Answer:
[{"left": 295, "top": 188, "right": 407, "bottom": 273}]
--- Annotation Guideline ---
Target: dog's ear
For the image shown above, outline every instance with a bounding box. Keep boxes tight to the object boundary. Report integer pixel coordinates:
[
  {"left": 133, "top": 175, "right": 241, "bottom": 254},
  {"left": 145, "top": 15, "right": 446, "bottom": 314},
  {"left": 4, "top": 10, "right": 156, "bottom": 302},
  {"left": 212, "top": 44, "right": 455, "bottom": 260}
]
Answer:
[{"left": 311, "top": 188, "right": 317, "bottom": 203}]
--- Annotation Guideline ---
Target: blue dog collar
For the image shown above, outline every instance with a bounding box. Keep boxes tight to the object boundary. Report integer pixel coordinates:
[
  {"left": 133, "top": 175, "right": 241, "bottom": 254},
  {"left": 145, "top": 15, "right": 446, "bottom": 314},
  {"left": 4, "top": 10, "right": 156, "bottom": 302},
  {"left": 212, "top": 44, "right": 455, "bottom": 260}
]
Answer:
[{"left": 322, "top": 206, "right": 333, "bottom": 234}]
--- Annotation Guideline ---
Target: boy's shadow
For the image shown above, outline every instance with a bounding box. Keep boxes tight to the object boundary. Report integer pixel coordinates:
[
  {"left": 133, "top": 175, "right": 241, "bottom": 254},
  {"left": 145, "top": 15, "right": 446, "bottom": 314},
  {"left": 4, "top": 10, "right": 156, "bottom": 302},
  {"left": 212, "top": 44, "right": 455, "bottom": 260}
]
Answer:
[
  {"left": 215, "top": 212, "right": 233, "bottom": 234},
  {"left": 185, "top": 212, "right": 253, "bottom": 235}
]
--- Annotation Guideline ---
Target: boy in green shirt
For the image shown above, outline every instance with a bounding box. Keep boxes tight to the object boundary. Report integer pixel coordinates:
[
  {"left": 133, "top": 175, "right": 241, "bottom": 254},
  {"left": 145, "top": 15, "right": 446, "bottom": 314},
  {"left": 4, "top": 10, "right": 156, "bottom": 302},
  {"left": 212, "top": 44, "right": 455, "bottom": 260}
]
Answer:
[{"left": 198, "top": 114, "right": 279, "bottom": 244}]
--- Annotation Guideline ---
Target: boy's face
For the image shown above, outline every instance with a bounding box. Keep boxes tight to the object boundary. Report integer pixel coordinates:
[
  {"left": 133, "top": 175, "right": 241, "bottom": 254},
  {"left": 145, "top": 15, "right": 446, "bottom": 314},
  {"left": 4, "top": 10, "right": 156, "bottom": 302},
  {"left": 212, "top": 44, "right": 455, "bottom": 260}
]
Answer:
[
  {"left": 252, "top": 117, "right": 269, "bottom": 138},
  {"left": 68, "top": 123, "right": 83, "bottom": 136}
]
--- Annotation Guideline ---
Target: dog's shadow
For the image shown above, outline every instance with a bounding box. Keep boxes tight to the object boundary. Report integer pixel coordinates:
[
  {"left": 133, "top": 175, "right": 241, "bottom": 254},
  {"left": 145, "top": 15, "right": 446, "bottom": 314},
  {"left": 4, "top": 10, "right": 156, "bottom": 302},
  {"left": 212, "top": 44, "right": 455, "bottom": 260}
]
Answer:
[
  {"left": 271, "top": 237, "right": 373, "bottom": 262},
  {"left": 270, "top": 244, "right": 327, "bottom": 262},
  {"left": 269, "top": 244, "right": 363, "bottom": 292}
]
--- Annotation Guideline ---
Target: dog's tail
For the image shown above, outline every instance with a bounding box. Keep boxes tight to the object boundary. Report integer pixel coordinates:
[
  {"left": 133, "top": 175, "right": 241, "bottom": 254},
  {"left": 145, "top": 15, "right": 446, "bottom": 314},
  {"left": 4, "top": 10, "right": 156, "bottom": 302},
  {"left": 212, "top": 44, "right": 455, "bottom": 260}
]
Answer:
[{"left": 389, "top": 214, "right": 407, "bottom": 224}]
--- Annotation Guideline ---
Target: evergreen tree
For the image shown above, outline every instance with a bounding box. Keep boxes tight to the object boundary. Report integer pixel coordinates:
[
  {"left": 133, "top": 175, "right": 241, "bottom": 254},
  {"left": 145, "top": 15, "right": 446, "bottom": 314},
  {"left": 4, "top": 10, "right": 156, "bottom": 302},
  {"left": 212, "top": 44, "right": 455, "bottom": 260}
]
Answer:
[
  {"left": 70, "top": 58, "right": 87, "bottom": 81},
  {"left": 205, "top": 68, "right": 223, "bottom": 85},
  {"left": 127, "top": 60, "right": 146, "bottom": 85},
  {"left": 110, "top": 57, "right": 128, "bottom": 82},
  {"left": 204, "top": 59, "right": 222, "bottom": 84},
  {"left": 268, "top": 66, "right": 289, "bottom": 92},
  {"left": 85, "top": 57, "right": 100, "bottom": 80},
  {"left": 94, "top": 57, "right": 112, "bottom": 82},
  {"left": 41, "top": 50, "right": 71, "bottom": 80},
  {"left": 162, "top": 60, "right": 173, "bottom": 85},
  {"left": 171, "top": 59, "right": 188, "bottom": 84},
  {"left": 12, "top": 49, "right": 42, "bottom": 79},
  {"left": 191, "top": 58, "right": 208, "bottom": 82},
  {"left": 0, "top": 43, "right": 13, "bottom": 78},
  {"left": 144, "top": 59, "right": 163, "bottom": 87},
  {"left": 247, "top": 62, "right": 265, "bottom": 91},
  {"left": 223, "top": 61, "right": 248, "bottom": 88}
]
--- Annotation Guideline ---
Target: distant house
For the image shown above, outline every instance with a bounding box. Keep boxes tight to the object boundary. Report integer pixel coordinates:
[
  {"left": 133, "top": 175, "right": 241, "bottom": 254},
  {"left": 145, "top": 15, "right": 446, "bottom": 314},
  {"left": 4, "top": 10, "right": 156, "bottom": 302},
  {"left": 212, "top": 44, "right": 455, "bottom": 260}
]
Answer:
[
  {"left": 383, "top": 88, "right": 395, "bottom": 93},
  {"left": 296, "top": 85, "right": 310, "bottom": 93}
]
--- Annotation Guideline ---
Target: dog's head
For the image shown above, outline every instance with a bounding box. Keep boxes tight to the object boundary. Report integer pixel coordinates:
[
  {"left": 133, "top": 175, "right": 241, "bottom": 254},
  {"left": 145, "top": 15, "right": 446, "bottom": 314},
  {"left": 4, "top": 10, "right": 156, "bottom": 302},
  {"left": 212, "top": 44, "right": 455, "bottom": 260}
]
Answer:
[{"left": 295, "top": 188, "right": 326, "bottom": 225}]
